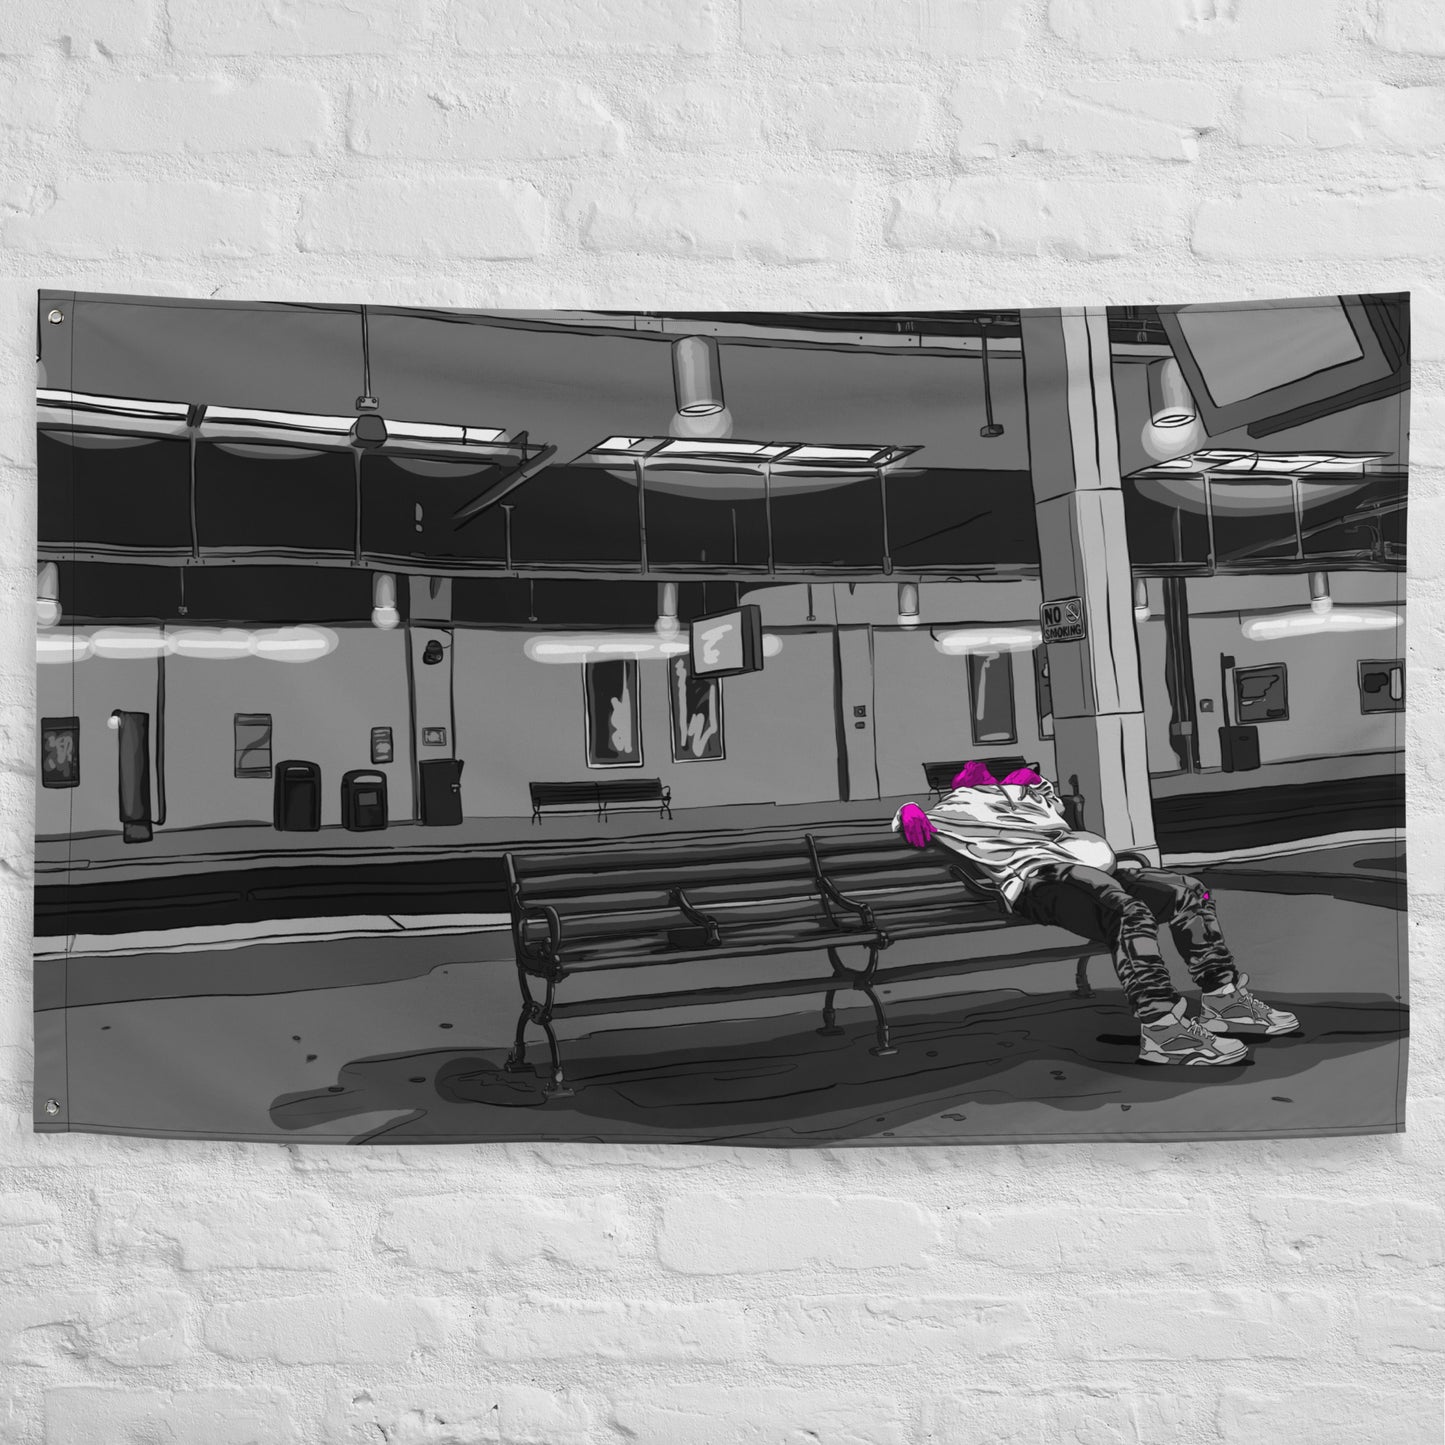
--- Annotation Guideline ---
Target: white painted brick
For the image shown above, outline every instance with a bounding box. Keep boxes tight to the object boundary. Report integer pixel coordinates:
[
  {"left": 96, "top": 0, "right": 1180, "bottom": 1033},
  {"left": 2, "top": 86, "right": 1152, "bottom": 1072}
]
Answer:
[
  {"left": 916, "top": 1392, "right": 1051, "bottom": 1445},
  {"left": 455, "top": 0, "right": 724, "bottom": 53},
  {"left": 321, "top": 1382, "right": 594, "bottom": 1445},
  {"left": 1053, "top": 1288, "right": 1334, "bottom": 1360},
  {"left": 786, "top": 84, "right": 928, "bottom": 153},
  {"left": 1194, "top": 184, "right": 1445, "bottom": 261},
  {"left": 0, "top": 70, "right": 64, "bottom": 133},
  {"left": 79, "top": 77, "right": 330, "bottom": 155},
  {"left": 2, "top": 180, "right": 284, "bottom": 258},
  {"left": 0, "top": 1288, "right": 189, "bottom": 1367},
  {"left": 0, "top": 1191, "right": 68, "bottom": 1271},
  {"left": 88, "top": 1288, "right": 192, "bottom": 1367},
  {"left": 1368, "top": 0, "right": 1445, "bottom": 55},
  {"left": 570, "top": 179, "right": 855, "bottom": 263},
  {"left": 1217, "top": 1383, "right": 1442, "bottom": 1444},
  {"left": 889, "top": 178, "right": 1184, "bottom": 258},
  {"left": 954, "top": 1200, "right": 1226, "bottom": 1273},
  {"left": 349, "top": 82, "right": 621, "bottom": 161},
  {"left": 480, "top": 1294, "right": 747, "bottom": 1361},
  {"left": 658, "top": 1193, "right": 939, "bottom": 1273},
  {"left": 171, "top": 0, "right": 426, "bottom": 55},
  {"left": 742, "top": 0, "right": 1025, "bottom": 56},
  {"left": 45, "top": 1386, "right": 294, "bottom": 1444},
  {"left": 378, "top": 1192, "right": 631, "bottom": 1271},
  {"left": 0, "top": 1290, "right": 96, "bottom": 1366},
  {"left": 1237, "top": 81, "right": 1445, "bottom": 152},
  {"left": 953, "top": 79, "right": 1221, "bottom": 161},
  {"left": 1250, "top": 1195, "right": 1444, "bottom": 1270},
  {"left": 1049, "top": 0, "right": 1341, "bottom": 58},
  {"left": 203, "top": 1293, "right": 456, "bottom": 1365},
  {"left": 0, "top": 0, "right": 153, "bottom": 55},
  {"left": 299, "top": 181, "right": 546, "bottom": 259},
  {"left": 96, "top": 1189, "right": 351, "bottom": 1270},
  {"left": 634, "top": 82, "right": 769, "bottom": 153},
  {"left": 762, "top": 1294, "right": 1034, "bottom": 1365},
  {"left": 608, "top": 1385, "right": 908, "bottom": 1445},
  {"left": 1352, "top": 1292, "right": 1445, "bottom": 1358}
]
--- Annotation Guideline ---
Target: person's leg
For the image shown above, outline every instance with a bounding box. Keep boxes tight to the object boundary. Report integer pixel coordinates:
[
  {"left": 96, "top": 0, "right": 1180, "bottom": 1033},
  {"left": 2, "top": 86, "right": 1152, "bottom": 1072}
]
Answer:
[
  {"left": 1118, "top": 868, "right": 1299, "bottom": 1036},
  {"left": 1114, "top": 868, "right": 1237, "bottom": 994},
  {"left": 1012, "top": 863, "right": 1182, "bottom": 1021}
]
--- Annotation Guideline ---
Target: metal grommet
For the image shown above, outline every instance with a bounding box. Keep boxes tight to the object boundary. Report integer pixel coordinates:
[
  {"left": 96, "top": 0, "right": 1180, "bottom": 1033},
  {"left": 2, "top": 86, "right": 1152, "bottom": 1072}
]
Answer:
[
  {"left": 44, "top": 1098, "right": 60, "bottom": 1115},
  {"left": 47, "top": 309, "right": 64, "bottom": 324}
]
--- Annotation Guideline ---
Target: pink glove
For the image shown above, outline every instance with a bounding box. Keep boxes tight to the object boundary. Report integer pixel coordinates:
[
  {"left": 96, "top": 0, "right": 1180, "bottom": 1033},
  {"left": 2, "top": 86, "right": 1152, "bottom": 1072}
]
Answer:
[
  {"left": 950, "top": 760, "right": 996, "bottom": 789},
  {"left": 899, "top": 803, "right": 937, "bottom": 848},
  {"left": 1000, "top": 767, "right": 1043, "bottom": 785}
]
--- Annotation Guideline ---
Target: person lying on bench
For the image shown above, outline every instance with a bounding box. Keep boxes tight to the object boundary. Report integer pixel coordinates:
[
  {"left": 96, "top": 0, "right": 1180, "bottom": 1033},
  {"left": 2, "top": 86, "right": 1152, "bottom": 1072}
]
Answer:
[{"left": 893, "top": 759, "right": 1297, "bottom": 1066}]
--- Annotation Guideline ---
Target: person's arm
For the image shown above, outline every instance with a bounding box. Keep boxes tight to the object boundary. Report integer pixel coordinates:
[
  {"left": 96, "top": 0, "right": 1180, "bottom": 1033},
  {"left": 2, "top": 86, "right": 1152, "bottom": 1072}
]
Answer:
[{"left": 893, "top": 801, "right": 937, "bottom": 848}]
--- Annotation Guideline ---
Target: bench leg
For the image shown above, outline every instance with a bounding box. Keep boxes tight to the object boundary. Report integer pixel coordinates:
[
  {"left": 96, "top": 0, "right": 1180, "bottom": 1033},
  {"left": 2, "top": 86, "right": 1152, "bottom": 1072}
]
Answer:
[
  {"left": 1075, "top": 953, "right": 1094, "bottom": 999},
  {"left": 860, "top": 983, "right": 898, "bottom": 1058},
  {"left": 825, "top": 944, "right": 898, "bottom": 1056},
  {"left": 816, "top": 988, "right": 845, "bottom": 1037},
  {"left": 504, "top": 969, "right": 574, "bottom": 1097}
]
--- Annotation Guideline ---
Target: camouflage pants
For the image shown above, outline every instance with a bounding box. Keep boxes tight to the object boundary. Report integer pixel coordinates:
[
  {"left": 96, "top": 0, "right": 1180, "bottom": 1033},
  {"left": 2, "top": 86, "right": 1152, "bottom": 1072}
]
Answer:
[{"left": 1012, "top": 863, "right": 1238, "bottom": 1021}]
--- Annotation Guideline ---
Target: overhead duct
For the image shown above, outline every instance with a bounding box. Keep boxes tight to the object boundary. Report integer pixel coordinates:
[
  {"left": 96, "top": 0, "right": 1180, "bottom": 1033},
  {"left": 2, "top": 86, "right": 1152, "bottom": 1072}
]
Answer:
[{"left": 669, "top": 336, "right": 732, "bottom": 440}]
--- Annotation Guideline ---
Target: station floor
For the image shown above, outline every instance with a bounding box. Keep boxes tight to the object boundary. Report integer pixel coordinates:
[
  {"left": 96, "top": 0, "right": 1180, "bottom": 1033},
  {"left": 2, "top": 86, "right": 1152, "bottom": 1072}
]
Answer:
[{"left": 32, "top": 840, "right": 1407, "bottom": 1148}]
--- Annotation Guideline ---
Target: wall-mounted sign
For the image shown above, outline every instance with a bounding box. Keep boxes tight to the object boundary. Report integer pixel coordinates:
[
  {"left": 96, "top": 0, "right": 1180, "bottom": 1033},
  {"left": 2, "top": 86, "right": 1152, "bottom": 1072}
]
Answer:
[
  {"left": 40, "top": 716, "right": 79, "bottom": 788},
  {"left": 370, "top": 726, "right": 394, "bottom": 764},
  {"left": 1040, "top": 596, "right": 1087, "bottom": 644},
  {"left": 421, "top": 726, "right": 448, "bottom": 748}
]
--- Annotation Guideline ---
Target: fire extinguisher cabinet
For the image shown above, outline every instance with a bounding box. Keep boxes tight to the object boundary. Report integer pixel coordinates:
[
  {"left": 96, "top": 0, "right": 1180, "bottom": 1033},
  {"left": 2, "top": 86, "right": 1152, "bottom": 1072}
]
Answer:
[
  {"left": 340, "top": 769, "right": 388, "bottom": 831},
  {"left": 273, "top": 760, "right": 322, "bottom": 832}
]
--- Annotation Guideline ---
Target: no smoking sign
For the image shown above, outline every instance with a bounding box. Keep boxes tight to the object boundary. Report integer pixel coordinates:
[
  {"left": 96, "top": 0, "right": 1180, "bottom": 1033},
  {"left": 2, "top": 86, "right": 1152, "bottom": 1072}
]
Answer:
[{"left": 1040, "top": 596, "right": 1087, "bottom": 644}]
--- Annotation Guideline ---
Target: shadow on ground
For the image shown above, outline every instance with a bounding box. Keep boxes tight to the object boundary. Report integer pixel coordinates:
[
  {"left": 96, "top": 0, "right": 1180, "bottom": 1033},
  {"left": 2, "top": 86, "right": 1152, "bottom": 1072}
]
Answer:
[{"left": 268, "top": 988, "right": 1407, "bottom": 1146}]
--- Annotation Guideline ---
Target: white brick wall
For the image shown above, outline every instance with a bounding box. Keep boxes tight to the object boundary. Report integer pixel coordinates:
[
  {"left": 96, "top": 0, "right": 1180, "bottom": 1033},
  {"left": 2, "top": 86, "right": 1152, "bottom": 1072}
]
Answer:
[{"left": 0, "top": 1, "right": 1440, "bottom": 1441}]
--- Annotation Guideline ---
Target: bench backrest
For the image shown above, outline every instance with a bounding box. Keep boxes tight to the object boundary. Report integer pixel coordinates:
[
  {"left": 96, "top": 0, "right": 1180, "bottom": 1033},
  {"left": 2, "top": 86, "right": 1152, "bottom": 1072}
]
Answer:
[
  {"left": 530, "top": 778, "right": 664, "bottom": 805},
  {"left": 806, "top": 831, "right": 1004, "bottom": 918}
]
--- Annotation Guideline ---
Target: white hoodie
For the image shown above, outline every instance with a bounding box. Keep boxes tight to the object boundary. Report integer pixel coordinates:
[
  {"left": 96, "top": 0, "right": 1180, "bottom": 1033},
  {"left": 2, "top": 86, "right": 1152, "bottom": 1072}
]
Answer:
[{"left": 891, "top": 776, "right": 1116, "bottom": 909}]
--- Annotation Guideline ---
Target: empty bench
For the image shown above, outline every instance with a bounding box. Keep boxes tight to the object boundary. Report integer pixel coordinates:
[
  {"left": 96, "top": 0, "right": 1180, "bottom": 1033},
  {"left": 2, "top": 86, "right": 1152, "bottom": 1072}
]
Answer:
[
  {"left": 500, "top": 826, "right": 1118, "bottom": 1096},
  {"left": 529, "top": 778, "right": 673, "bottom": 824}
]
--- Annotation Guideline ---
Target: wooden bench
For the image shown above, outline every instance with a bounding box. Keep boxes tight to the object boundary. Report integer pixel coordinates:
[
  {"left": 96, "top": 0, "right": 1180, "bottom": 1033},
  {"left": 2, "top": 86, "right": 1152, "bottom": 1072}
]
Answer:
[
  {"left": 500, "top": 826, "right": 1118, "bottom": 1096},
  {"left": 529, "top": 778, "right": 673, "bottom": 824},
  {"left": 922, "top": 755, "right": 1032, "bottom": 801}
]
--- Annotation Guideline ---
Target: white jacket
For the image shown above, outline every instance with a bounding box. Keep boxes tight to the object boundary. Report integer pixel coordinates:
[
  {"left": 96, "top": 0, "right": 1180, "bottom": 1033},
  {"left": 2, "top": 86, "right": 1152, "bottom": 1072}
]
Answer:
[{"left": 892, "top": 777, "right": 1116, "bottom": 909}]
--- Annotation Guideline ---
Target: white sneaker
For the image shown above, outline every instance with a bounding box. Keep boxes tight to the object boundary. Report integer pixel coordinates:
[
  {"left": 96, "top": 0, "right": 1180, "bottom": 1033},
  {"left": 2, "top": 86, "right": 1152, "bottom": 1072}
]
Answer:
[
  {"left": 1138, "top": 998, "right": 1249, "bottom": 1065},
  {"left": 1201, "top": 972, "right": 1299, "bottom": 1037}
]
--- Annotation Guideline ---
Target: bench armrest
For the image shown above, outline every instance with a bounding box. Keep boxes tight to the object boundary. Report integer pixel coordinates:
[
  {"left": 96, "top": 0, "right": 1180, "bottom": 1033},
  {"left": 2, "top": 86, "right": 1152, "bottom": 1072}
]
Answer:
[
  {"left": 517, "top": 903, "right": 562, "bottom": 962},
  {"left": 816, "top": 873, "right": 876, "bottom": 930},
  {"left": 670, "top": 887, "right": 721, "bottom": 948}
]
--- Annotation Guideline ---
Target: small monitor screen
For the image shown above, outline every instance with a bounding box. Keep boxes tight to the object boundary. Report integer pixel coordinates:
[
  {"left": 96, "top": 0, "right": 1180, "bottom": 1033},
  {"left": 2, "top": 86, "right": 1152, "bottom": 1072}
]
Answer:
[
  {"left": 690, "top": 604, "right": 763, "bottom": 677},
  {"left": 1173, "top": 300, "right": 1364, "bottom": 408}
]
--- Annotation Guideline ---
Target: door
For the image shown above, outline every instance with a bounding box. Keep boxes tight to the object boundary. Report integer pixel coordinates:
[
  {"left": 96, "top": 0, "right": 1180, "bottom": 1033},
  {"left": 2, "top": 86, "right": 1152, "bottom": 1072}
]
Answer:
[{"left": 835, "top": 625, "right": 879, "bottom": 802}]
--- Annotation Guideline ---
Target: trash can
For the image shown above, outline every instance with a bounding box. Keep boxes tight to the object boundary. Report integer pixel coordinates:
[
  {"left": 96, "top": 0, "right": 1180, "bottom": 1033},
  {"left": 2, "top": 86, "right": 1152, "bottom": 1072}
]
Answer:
[
  {"left": 418, "top": 758, "right": 464, "bottom": 826},
  {"left": 273, "top": 760, "right": 322, "bottom": 831},
  {"left": 341, "top": 769, "right": 388, "bottom": 831}
]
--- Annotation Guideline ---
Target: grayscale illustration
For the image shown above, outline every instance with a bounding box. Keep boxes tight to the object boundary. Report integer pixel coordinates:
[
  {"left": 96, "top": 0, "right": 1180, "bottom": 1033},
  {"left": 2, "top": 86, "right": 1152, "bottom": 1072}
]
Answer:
[{"left": 32, "top": 293, "right": 1407, "bottom": 1144}]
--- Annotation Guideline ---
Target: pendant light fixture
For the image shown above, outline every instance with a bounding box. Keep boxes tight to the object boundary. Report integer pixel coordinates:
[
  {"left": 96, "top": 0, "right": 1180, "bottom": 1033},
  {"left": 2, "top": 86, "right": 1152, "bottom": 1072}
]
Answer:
[
  {"left": 350, "top": 304, "right": 388, "bottom": 450},
  {"left": 978, "top": 318, "right": 1004, "bottom": 438},
  {"left": 897, "top": 580, "right": 921, "bottom": 627},
  {"left": 669, "top": 336, "right": 732, "bottom": 440},
  {"left": 37, "top": 560, "right": 60, "bottom": 628},
  {"left": 1147, "top": 357, "right": 1197, "bottom": 428}
]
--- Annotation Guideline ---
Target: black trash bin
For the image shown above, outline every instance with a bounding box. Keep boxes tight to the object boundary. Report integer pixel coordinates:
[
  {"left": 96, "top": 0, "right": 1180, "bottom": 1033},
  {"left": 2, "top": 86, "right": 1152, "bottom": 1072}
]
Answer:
[
  {"left": 273, "top": 760, "right": 322, "bottom": 831},
  {"left": 418, "top": 758, "right": 464, "bottom": 826},
  {"left": 341, "top": 769, "right": 388, "bottom": 831}
]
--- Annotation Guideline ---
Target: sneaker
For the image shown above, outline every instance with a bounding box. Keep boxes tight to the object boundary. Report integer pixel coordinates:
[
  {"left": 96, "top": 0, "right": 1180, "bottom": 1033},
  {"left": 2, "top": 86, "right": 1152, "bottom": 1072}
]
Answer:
[
  {"left": 1201, "top": 972, "right": 1299, "bottom": 1037},
  {"left": 1138, "top": 998, "right": 1249, "bottom": 1066}
]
